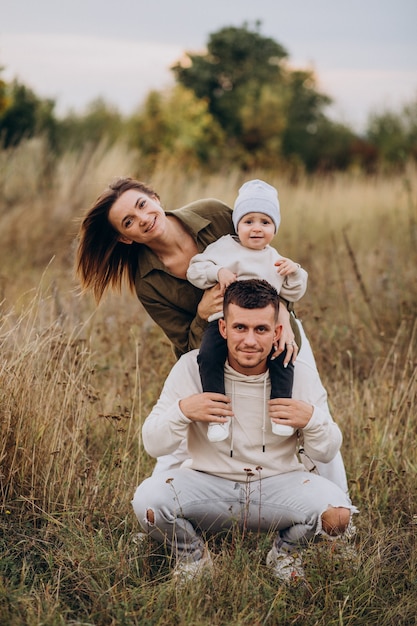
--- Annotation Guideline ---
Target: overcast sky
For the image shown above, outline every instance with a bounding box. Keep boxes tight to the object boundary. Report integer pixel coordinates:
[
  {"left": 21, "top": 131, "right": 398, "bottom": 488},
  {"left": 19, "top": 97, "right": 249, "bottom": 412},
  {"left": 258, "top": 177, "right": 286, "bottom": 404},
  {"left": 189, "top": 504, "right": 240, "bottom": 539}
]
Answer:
[{"left": 1, "top": 0, "right": 416, "bottom": 132}]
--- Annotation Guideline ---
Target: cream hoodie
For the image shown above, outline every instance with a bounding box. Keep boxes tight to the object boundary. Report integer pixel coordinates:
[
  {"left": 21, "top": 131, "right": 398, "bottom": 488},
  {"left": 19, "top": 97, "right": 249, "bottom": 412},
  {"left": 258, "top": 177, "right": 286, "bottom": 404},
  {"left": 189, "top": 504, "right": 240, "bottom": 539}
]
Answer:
[
  {"left": 187, "top": 234, "right": 308, "bottom": 300},
  {"left": 142, "top": 350, "right": 342, "bottom": 483}
]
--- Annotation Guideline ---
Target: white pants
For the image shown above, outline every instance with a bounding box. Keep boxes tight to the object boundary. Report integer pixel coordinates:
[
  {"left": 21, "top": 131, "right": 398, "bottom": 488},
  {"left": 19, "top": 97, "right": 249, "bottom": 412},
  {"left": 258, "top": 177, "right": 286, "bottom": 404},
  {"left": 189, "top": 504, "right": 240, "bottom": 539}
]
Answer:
[{"left": 132, "top": 468, "right": 356, "bottom": 561}]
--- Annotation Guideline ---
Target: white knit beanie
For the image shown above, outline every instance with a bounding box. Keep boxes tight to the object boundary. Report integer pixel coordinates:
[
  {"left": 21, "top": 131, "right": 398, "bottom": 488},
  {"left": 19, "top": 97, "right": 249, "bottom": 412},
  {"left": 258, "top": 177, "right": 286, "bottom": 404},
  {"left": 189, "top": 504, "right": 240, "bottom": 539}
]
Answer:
[{"left": 233, "top": 179, "right": 281, "bottom": 233}]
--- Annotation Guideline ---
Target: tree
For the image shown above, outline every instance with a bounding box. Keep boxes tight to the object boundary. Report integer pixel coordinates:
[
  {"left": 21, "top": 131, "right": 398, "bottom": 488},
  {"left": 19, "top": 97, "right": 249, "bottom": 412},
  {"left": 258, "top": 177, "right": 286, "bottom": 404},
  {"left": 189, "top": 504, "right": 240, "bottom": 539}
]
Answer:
[
  {"left": 57, "top": 98, "right": 124, "bottom": 151},
  {"left": 366, "top": 97, "right": 417, "bottom": 167},
  {"left": 172, "top": 23, "right": 288, "bottom": 140},
  {"left": 0, "top": 80, "right": 57, "bottom": 148},
  {"left": 237, "top": 83, "right": 288, "bottom": 168},
  {"left": 298, "top": 118, "right": 359, "bottom": 172},
  {"left": 0, "top": 67, "right": 7, "bottom": 116},
  {"left": 172, "top": 23, "right": 336, "bottom": 170},
  {"left": 280, "top": 70, "right": 331, "bottom": 166},
  {"left": 126, "top": 85, "right": 225, "bottom": 171}
]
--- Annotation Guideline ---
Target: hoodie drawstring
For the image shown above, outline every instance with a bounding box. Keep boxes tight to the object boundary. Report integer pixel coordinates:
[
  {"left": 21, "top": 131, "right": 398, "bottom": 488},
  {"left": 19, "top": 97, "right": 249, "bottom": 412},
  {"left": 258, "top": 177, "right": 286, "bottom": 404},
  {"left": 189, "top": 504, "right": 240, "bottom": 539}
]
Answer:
[
  {"left": 230, "top": 380, "right": 235, "bottom": 457},
  {"left": 262, "top": 376, "right": 267, "bottom": 452},
  {"left": 224, "top": 362, "right": 270, "bottom": 456}
]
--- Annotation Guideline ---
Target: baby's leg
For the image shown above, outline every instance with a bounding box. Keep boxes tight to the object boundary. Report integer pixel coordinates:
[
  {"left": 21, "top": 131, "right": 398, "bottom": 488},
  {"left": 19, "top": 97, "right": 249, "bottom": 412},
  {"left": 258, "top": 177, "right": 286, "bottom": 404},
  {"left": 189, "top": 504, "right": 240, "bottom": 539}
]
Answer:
[
  {"left": 269, "top": 349, "right": 295, "bottom": 436},
  {"left": 197, "top": 321, "right": 230, "bottom": 443}
]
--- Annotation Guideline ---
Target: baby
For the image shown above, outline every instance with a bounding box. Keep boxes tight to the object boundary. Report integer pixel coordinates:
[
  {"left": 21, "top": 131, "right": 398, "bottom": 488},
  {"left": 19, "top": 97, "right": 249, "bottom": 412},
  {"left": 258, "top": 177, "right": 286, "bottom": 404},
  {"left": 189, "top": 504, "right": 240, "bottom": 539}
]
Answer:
[{"left": 187, "top": 179, "right": 308, "bottom": 442}]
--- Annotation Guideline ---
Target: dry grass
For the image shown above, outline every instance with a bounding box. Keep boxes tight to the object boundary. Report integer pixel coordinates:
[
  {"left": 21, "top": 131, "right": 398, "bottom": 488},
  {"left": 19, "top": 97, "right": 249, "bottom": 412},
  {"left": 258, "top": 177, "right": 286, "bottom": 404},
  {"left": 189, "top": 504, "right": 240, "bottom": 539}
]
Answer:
[{"left": 0, "top": 139, "right": 416, "bottom": 625}]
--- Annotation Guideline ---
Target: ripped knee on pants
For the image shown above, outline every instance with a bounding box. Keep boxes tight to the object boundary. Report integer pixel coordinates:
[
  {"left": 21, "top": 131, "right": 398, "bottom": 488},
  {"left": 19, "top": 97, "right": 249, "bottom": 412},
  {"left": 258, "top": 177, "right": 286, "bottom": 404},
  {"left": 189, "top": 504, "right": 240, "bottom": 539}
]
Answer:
[
  {"left": 321, "top": 506, "right": 351, "bottom": 536},
  {"left": 145, "top": 508, "right": 155, "bottom": 525}
]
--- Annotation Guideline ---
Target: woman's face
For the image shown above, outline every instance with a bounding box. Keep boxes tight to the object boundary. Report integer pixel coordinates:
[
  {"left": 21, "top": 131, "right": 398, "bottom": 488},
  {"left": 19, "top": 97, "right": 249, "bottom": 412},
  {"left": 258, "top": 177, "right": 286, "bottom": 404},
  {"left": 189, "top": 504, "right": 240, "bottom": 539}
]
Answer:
[{"left": 108, "top": 189, "right": 166, "bottom": 244}]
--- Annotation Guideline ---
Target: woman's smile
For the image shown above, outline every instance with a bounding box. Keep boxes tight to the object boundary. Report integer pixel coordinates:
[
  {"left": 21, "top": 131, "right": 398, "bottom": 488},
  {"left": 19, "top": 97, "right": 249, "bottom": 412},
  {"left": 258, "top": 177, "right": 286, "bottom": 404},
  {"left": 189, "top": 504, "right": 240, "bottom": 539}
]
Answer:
[
  {"left": 144, "top": 216, "right": 157, "bottom": 233},
  {"left": 108, "top": 189, "right": 166, "bottom": 244}
]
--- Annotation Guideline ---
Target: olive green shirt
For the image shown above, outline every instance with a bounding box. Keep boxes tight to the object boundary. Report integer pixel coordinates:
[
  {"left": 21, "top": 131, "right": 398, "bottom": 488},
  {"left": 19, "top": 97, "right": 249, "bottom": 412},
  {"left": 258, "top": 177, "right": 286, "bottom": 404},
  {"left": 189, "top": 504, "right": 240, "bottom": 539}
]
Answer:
[{"left": 135, "top": 199, "right": 235, "bottom": 359}]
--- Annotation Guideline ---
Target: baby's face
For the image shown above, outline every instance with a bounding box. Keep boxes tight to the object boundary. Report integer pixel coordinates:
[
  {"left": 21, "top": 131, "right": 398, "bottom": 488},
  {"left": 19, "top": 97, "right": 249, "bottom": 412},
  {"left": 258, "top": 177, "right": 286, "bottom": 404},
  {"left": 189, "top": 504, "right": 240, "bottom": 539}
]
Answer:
[{"left": 237, "top": 212, "right": 275, "bottom": 249}]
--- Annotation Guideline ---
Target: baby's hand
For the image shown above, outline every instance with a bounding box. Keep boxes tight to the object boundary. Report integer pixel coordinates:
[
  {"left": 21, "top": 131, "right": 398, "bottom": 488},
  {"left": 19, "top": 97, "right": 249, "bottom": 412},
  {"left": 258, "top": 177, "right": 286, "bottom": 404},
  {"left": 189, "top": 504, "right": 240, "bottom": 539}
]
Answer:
[
  {"left": 217, "top": 268, "right": 237, "bottom": 294},
  {"left": 275, "top": 257, "right": 300, "bottom": 276}
]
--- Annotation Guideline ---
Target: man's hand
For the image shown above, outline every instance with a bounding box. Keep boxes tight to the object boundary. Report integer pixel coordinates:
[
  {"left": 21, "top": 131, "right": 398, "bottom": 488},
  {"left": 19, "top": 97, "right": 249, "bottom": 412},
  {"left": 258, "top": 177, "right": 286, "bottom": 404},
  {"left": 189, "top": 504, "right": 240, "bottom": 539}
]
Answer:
[
  {"left": 179, "top": 392, "right": 233, "bottom": 423},
  {"left": 268, "top": 398, "right": 313, "bottom": 429}
]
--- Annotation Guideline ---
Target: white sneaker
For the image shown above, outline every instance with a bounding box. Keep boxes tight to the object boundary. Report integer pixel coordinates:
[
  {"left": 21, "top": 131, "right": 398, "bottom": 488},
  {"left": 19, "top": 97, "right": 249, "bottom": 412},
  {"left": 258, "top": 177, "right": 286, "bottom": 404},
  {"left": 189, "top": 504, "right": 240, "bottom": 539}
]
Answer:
[
  {"left": 266, "top": 544, "right": 305, "bottom": 582},
  {"left": 172, "top": 551, "right": 213, "bottom": 584},
  {"left": 132, "top": 532, "right": 148, "bottom": 547},
  {"left": 314, "top": 538, "right": 359, "bottom": 568},
  {"left": 271, "top": 422, "right": 295, "bottom": 436},
  {"left": 207, "top": 421, "right": 229, "bottom": 442}
]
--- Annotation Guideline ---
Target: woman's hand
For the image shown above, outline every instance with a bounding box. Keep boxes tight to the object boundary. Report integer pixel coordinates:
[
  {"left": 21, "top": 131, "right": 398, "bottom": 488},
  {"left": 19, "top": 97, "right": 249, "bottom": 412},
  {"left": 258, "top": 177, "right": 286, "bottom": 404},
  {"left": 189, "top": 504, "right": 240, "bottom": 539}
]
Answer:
[
  {"left": 271, "top": 302, "right": 298, "bottom": 365},
  {"left": 197, "top": 283, "right": 224, "bottom": 321}
]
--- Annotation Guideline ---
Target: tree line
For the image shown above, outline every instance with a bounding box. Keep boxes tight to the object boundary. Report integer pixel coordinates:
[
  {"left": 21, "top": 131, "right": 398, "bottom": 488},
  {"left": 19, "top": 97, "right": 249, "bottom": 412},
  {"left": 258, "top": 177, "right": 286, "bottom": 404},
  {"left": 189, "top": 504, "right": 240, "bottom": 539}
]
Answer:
[{"left": 1, "top": 23, "right": 416, "bottom": 174}]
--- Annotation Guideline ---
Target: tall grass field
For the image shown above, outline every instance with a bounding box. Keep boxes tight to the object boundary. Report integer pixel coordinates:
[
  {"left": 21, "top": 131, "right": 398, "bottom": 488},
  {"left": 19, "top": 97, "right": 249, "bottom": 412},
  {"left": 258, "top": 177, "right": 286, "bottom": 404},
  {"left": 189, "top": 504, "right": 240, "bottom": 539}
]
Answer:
[{"left": 0, "top": 139, "right": 416, "bottom": 625}]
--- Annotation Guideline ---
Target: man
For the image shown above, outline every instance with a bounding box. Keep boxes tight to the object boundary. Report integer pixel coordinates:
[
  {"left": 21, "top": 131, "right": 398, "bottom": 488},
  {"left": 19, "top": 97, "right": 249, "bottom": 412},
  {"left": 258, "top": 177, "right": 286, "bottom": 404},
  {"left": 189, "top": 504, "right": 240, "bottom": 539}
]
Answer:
[{"left": 132, "top": 279, "right": 357, "bottom": 583}]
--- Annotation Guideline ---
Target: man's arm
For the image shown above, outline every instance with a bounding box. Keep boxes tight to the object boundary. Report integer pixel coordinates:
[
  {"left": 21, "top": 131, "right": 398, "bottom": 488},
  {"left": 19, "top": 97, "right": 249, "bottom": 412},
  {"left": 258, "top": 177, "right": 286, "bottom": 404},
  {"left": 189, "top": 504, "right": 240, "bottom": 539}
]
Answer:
[
  {"left": 269, "top": 357, "right": 343, "bottom": 463},
  {"left": 268, "top": 397, "right": 342, "bottom": 463},
  {"left": 142, "top": 351, "right": 232, "bottom": 458},
  {"left": 141, "top": 353, "right": 198, "bottom": 458}
]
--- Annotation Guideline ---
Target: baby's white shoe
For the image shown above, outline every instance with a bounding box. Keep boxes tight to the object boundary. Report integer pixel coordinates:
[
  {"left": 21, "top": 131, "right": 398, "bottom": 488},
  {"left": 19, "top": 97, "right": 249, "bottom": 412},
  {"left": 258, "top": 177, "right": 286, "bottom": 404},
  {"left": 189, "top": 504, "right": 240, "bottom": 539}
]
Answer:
[
  {"left": 207, "top": 421, "right": 230, "bottom": 442},
  {"left": 271, "top": 422, "right": 295, "bottom": 437}
]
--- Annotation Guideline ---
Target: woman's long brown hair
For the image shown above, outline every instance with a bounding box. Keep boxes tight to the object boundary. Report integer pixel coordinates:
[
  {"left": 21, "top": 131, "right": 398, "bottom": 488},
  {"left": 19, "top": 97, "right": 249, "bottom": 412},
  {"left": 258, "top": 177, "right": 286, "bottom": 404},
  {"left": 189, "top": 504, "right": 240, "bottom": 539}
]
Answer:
[{"left": 76, "top": 178, "right": 159, "bottom": 302}]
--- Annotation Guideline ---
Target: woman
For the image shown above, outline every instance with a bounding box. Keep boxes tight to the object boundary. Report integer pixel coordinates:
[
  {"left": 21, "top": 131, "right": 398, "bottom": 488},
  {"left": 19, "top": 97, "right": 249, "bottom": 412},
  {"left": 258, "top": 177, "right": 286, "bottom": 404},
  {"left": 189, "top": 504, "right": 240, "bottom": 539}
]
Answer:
[
  {"left": 77, "top": 177, "right": 300, "bottom": 358},
  {"left": 76, "top": 178, "right": 348, "bottom": 493}
]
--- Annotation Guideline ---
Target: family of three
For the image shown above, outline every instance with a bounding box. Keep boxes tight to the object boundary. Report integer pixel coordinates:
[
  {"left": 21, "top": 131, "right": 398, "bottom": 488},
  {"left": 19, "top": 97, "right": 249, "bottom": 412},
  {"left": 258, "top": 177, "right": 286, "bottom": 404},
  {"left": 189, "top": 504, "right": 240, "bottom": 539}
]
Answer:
[{"left": 77, "top": 177, "right": 357, "bottom": 583}]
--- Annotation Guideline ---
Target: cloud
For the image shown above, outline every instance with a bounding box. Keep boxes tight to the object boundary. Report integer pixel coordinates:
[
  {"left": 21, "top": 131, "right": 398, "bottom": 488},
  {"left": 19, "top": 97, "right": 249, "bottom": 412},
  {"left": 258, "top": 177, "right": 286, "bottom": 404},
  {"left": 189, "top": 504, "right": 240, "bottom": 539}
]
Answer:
[
  {"left": 318, "top": 68, "right": 417, "bottom": 129},
  {"left": 0, "top": 33, "right": 183, "bottom": 114},
  {"left": 1, "top": 32, "right": 416, "bottom": 130}
]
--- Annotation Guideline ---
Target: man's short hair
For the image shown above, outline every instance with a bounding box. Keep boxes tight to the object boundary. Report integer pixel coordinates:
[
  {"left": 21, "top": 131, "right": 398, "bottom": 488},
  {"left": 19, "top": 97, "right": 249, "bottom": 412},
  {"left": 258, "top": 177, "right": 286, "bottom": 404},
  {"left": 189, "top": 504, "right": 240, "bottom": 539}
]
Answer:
[{"left": 223, "top": 279, "right": 280, "bottom": 319}]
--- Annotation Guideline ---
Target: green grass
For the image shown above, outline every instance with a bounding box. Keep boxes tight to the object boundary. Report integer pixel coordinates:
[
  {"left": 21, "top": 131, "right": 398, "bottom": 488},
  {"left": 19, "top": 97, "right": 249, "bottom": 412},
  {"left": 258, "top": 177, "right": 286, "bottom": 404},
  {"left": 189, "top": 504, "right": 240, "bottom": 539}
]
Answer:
[{"left": 0, "top": 140, "right": 416, "bottom": 625}]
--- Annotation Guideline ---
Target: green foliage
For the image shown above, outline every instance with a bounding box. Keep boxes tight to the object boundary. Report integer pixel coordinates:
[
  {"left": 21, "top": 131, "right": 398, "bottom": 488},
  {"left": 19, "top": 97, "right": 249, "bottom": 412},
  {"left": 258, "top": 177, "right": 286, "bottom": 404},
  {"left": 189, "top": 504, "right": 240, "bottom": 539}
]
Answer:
[
  {"left": 280, "top": 70, "right": 331, "bottom": 166},
  {"left": 56, "top": 97, "right": 125, "bottom": 152},
  {"left": 1, "top": 34, "right": 417, "bottom": 174},
  {"left": 238, "top": 83, "right": 288, "bottom": 168},
  {"left": 0, "top": 68, "right": 7, "bottom": 115},
  {"left": 294, "top": 118, "right": 359, "bottom": 172},
  {"left": 0, "top": 79, "right": 58, "bottom": 149},
  {"left": 171, "top": 23, "right": 417, "bottom": 173},
  {"left": 366, "top": 97, "right": 417, "bottom": 168},
  {"left": 172, "top": 23, "right": 339, "bottom": 171},
  {"left": 172, "top": 22, "right": 288, "bottom": 140},
  {"left": 126, "top": 85, "right": 226, "bottom": 171}
]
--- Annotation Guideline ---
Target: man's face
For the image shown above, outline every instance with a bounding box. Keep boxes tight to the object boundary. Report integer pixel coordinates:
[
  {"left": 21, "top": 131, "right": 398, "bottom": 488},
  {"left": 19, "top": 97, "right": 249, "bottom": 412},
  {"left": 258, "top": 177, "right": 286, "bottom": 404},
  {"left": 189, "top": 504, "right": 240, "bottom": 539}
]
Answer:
[{"left": 218, "top": 303, "right": 280, "bottom": 376}]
